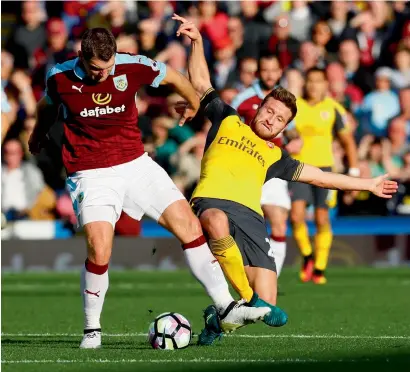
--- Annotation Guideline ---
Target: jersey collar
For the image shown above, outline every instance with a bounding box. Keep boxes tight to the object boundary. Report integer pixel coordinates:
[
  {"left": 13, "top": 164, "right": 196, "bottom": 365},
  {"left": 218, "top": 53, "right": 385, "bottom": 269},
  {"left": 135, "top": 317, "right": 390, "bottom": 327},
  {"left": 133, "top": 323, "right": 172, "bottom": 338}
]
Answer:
[
  {"left": 73, "top": 57, "right": 116, "bottom": 80},
  {"left": 253, "top": 80, "right": 265, "bottom": 100}
]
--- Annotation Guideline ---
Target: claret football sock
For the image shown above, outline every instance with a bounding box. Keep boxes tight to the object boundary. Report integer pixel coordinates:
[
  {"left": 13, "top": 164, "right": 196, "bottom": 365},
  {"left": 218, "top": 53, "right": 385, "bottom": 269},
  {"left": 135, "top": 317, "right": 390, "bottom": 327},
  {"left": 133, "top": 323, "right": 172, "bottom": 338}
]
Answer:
[
  {"left": 209, "top": 236, "right": 254, "bottom": 302},
  {"left": 314, "top": 223, "right": 333, "bottom": 271},
  {"left": 182, "top": 235, "right": 234, "bottom": 313},
  {"left": 81, "top": 259, "right": 109, "bottom": 330}
]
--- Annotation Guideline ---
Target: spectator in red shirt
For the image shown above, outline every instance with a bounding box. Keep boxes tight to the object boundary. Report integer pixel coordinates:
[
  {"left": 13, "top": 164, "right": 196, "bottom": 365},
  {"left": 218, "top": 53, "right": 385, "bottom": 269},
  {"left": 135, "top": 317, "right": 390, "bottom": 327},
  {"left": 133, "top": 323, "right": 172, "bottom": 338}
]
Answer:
[
  {"left": 32, "top": 18, "right": 76, "bottom": 101},
  {"left": 327, "top": 62, "right": 363, "bottom": 111},
  {"left": 267, "top": 14, "right": 300, "bottom": 69}
]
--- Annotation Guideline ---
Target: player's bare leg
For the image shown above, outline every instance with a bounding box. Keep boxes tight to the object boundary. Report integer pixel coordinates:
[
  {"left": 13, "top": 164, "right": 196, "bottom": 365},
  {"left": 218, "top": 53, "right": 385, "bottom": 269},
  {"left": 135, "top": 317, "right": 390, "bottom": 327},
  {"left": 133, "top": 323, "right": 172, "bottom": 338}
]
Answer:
[
  {"left": 312, "top": 207, "right": 332, "bottom": 284},
  {"left": 80, "top": 219, "right": 114, "bottom": 349},
  {"left": 158, "top": 200, "right": 269, "bottom": 333},
  {"left": 245, "top": 266, "right": 277, "bottom": 305},
  {"left": 262, "top": 205, "right": 288, "bottom": 277},
  {"left": 291, "top": 200, "right": 314, "bottom": 282}
]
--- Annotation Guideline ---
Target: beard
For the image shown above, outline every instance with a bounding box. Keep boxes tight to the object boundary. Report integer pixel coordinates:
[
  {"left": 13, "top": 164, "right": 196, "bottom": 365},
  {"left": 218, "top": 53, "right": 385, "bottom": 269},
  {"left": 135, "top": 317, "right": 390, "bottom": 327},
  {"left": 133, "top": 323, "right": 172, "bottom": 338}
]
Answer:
[{"left": 259, "top": 79, "right": 277, "bottom": 92}]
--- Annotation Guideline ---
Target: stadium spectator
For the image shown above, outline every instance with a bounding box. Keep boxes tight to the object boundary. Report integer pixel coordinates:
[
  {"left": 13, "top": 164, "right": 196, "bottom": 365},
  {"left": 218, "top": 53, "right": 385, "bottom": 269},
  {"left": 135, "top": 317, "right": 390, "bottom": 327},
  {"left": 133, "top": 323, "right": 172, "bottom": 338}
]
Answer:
[
  {"left": 327, "top": 1, "right": 352, "bottom": 41},
  {"left": 116, "top": 34, "right": 139, "bottom": 54},
  {"left": 390, "top": 47, "right": 410, "bottom": 89},
  {"left": 338, "top": 39, "right": 374, "bottom": 95},
  {"left": 32, "top": 18, "right": 75, "bottom": 101},
  {"left": 5, "top": 1, "right": 47, "bottom": 69},
  {"left": 267, "top": 14, "right": 300, "bottom": 69},
  {"left": 233, "top": 57, "right": 258, "bottom": 92},
  {"left": 1, "top": 139, "right": 56, "bottom": 221},
  {"left": 1, "top": 86, "right": 11, "bottom": 143},
  {"left": 291, "top": 41, "right": 325, "bottom": 73},
  {"left": 344, "top": 11, "right": 385, "bottom": 68},
  {"left": 281, "top": 68, "right": 304, "bottom": 98},
  {"left": 151, "top": 116, "right": 179, "bottom": 176},
  {"left": 390, "top": 88, "right": 410, "bottom": 141},
  {"left": 138, "top": 18, "right": 162, "bottom": 59},
  {"left": 219, "top": 87, "right": 239, "bottom": 105},
  {"left": 198, "top": 1, "right": 229, "bottom": 51},
  {"left": 356, "top": 67, "right": 401, "bottom": 137},
  {"left": 326, "top": 62, "right": 363, "bottom": 112},
  {"left": 311, "top": 20, "right": 338, "bottom": 64},
  {"left": 287, "top": 0, "right": 314, "bottom": 42},
  {"left": 155, "top": 41, "right": 187, "bottom": 73},
  {"left": 213, "top": 37, "right": 237, "bottom": 90},
  {"left": 171, "top": 121, "right": 211, "bottom": 197}
]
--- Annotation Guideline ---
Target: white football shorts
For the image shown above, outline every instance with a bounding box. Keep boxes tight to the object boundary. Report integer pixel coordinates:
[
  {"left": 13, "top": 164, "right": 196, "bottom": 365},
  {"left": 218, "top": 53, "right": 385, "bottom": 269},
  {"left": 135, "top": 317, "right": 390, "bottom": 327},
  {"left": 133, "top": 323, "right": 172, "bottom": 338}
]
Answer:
[
  {"left": 66, "top": 153, "right": 185, "bottom": 227},
  {"left": 260, "top": 178, "right": 291, "bottom": 210}
]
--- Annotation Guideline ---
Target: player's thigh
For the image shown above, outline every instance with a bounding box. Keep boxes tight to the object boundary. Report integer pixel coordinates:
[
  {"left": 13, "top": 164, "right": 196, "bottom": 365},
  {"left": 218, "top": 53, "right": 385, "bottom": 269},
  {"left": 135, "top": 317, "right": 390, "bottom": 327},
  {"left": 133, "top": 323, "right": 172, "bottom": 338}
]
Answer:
[
  {"left": 123, "top": 155, "right": 199, "bottom": 242},
  {"left": 66, "top": 169, "right": 125, "bottom": 229},
  {"left": 123, "top": 154, "right": 186, "bottom": 222},
  {"left": 261, "top": 178, "right": 291, "bottom": 211},
  {"left": 245, "top": 266, "right": 278, "bottom": 305},
  {"left": 191, "top": 199, "right": 231, "bottom": 239}
]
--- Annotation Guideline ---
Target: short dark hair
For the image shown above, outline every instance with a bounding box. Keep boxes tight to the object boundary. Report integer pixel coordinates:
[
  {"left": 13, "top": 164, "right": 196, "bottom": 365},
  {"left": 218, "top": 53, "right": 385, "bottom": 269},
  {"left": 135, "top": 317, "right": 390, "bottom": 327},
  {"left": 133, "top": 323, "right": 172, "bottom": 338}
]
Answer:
[
  {"left": 81, "top": 28, "right": 117, "bottom": 61},
  {"left": 306, "top": 66, "right": 327, "bottom": 80},
  {"left": 261, "top": 86, "right": 297, "bottom": 123},
  {"left": 258, "top": 53, "right": 279, "bottom": 71}
]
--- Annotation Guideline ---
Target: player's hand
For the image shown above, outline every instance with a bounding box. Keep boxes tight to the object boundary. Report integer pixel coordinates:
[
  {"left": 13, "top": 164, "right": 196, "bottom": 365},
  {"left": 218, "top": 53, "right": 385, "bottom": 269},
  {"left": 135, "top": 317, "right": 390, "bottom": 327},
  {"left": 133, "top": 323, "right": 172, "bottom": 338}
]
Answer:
[
  {"left": 28, "top": 131, "right": 46, "bottom": 155},
  {"left": 369, "top": 174, "right": 398, "bottom": 198},
  {"left": 173, "top": 14, "right": 201, "bottom": 41},
  {"left": 174, "top": 100, "right": 198, "bottom": 126}
]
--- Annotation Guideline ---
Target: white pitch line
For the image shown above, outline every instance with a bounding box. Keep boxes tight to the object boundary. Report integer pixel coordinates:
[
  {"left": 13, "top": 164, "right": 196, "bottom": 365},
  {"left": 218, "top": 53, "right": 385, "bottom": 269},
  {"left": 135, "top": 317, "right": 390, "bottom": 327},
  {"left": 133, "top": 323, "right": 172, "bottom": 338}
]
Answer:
[
  {"left": 0, "top": 358, "right": 379, "bottom": 365},
  {"left": 2, "top": 333, "right": 409, "bottom": 340}
]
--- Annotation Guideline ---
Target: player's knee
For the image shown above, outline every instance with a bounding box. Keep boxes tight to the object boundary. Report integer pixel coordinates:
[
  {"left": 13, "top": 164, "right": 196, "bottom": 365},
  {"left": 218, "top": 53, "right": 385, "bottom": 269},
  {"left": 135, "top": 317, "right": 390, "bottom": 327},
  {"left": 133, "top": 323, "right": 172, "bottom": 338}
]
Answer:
[
  {"left": 315, "top": 211, "right": 330, "bottom": 228},
  {"left": 85, "top": 225, "right": 113, "bottom": 266},
  {"left": 271, "top": 221, "right": 287, "bottom": 237},
  {"left": 290, "top": 210, "right": 304, "bottom": 225},
  {"left": 184, "top": 215, "right": 203, "bottom": 239},
  {"left": 199, "top": 209, "right": 229, "bottom": 239}
]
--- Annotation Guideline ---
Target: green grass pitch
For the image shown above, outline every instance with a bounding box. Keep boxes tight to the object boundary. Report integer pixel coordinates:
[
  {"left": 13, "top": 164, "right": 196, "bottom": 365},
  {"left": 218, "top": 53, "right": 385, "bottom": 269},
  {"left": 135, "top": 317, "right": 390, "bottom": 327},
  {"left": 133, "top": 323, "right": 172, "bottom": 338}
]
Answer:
[{"left": 2, "top": 268, "right": 410, "bottom": 372}]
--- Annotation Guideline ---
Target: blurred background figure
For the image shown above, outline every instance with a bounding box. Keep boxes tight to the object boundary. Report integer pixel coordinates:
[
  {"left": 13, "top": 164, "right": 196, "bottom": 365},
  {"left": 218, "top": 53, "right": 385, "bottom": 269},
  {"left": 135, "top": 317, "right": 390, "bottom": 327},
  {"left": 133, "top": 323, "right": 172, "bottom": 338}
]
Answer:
[
  {"left": 356, "top": 67, "right": 401, "bottom": 138},
  {"left": 1, "top": 139, "right": 56, "bottom": 221}
]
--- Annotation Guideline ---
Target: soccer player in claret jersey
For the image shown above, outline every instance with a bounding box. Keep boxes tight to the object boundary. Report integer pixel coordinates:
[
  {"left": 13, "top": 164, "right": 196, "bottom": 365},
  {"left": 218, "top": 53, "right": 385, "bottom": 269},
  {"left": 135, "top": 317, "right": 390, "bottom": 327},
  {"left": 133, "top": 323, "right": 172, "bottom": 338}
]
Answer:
[
  {"left": 29, "top": 28, "right": 270, "bottom": 349},
  {"left": 231, "top": 54, "right": 303, "bottom": 279},
  {"left": 173, "top": 14, "right": 398, "bottom": 345}
]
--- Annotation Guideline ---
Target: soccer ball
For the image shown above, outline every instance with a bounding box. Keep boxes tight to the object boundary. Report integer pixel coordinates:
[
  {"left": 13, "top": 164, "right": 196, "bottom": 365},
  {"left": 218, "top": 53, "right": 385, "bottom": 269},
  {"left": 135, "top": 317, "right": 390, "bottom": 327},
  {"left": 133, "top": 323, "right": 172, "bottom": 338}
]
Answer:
[{"left": 148, "top": 312, "right": 192, "bottom": 350}]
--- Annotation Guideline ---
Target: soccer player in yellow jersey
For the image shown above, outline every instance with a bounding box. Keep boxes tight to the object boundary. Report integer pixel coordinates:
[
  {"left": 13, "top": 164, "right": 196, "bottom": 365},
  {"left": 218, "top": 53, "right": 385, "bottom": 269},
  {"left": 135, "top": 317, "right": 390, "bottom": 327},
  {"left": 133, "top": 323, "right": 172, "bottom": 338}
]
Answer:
[
  {"left": 173, "top": 14, "right": 398, "bottom": 345},
  {"left": 290, "top": 67, "right": 359, "bottom": 285}
]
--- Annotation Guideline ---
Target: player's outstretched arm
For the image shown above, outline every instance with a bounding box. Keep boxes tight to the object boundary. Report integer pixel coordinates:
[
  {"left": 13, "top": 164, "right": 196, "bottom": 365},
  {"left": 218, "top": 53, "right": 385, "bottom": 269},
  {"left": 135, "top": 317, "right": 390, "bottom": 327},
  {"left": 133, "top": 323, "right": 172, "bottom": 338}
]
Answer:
[
  {"left": 28, "top": 96, "right": 59, "bottom": 154},
  {"left": 173, "top": 13, "right": 212, "bottom": 97},
  {"left": 298, "top": 164, "right": 398, "bottom": 199},
  {"left": 161, "top": 66, "right": 200, "bottom": 126}
]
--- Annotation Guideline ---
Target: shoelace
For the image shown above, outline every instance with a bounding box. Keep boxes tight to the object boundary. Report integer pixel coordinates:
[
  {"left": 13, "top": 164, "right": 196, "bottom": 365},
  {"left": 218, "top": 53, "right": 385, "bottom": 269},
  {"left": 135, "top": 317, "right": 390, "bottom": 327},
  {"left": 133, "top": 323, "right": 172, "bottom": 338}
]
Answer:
[{"left": 234, "top": 298, "right": 247, "bottom": 308}]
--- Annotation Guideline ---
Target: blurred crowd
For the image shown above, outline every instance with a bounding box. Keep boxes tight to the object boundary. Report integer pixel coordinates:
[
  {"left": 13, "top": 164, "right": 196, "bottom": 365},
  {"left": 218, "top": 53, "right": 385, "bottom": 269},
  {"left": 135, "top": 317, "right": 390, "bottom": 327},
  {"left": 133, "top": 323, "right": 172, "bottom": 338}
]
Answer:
[{"left": 1, "top": 0, "right": 410, "bottom": 233}]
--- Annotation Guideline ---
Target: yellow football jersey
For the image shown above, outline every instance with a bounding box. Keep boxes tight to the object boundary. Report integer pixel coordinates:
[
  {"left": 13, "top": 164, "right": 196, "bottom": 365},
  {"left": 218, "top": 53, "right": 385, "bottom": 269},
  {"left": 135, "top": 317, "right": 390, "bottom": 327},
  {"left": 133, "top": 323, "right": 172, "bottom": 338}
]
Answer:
[
  {"left": 292, "top": 97, "right": 350, "bottom": 167},
  {"left": 191, "top": 89, "right": 304, "bottom": 216}
]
